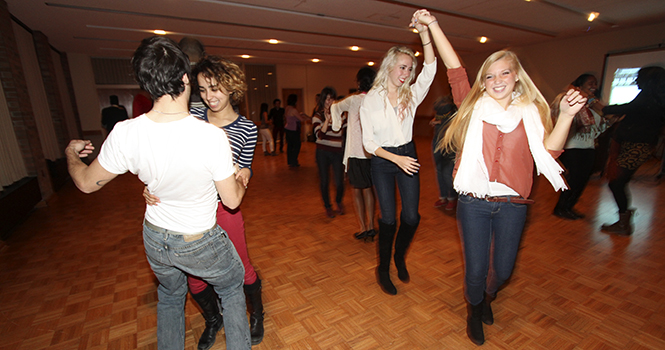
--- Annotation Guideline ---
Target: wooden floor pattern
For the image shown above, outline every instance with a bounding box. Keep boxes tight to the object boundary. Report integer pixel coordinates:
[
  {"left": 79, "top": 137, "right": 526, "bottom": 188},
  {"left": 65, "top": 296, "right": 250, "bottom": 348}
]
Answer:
[{"left": 1, "top": 136, "right": 665, "bottom": 350}]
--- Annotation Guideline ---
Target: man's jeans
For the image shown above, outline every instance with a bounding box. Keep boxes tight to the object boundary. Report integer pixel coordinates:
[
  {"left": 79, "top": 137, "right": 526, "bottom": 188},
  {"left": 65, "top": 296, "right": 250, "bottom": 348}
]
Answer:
[
  {"left": 143, "top": 222, "right": 250, "bottom": 350},
  {"left": 456, "top": 195, "right": 527, "bottom": 305}
]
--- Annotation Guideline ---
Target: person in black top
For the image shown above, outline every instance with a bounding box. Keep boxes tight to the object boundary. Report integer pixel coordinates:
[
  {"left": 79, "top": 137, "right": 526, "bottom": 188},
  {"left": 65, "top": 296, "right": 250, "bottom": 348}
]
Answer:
[
  {"left": 268, "top": 99, "right": 285, "bottom": 152},
  {"left": 101, "top": 95, "right": 128, "bottom": 135},
  {"left": 601, "top": 66, "right": 665, "bottom": 236}
]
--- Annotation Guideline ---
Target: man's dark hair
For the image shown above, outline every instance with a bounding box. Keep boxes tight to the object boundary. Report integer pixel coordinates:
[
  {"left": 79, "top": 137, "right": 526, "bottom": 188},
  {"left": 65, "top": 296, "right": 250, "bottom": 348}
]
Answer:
[
  {"left": 132, "top": 36, "right": 191, "bottom": 100},
  {"left": 109, "top": 95, "right": 119, "bottom": 105},
  {"left": 287, "top": 94, "right": 297, "bottom": 107},
  {"left": 357, "top": 66, "right": 377, "bottom": 93},
  {"left": 273, "top": 98, "right": 281, "bottom": 105}
]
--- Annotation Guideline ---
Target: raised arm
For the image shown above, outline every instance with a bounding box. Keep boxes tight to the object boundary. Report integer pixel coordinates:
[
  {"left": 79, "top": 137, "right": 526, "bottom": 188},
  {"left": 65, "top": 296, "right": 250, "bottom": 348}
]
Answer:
[
  {"left": 412, "top": 10, "right": 461, "bottom": 69},
  {"left": 410, "top": 10, "right": 435, "bottom": 65},
  {"left": 545, "top": 89, "right": 587, "bottom": 150},
  {"left": 66, "top": 140, "right": 118, "bottom": 193}
]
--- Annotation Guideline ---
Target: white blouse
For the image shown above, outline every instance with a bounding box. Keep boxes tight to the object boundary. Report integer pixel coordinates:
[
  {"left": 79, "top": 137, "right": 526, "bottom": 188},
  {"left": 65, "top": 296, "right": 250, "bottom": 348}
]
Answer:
[{"left": 359, "top": 60, "right": 436, "bottom": 155}]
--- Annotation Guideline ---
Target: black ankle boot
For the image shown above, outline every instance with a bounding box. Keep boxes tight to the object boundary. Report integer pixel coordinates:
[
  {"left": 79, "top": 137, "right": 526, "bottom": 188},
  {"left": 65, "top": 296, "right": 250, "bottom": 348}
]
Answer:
[
  {"left": 393, "top": 215, "right": 420, "bottom": 283},
  {"left": 482, "top": 293, "right": 494, "bottom": 325},
  {"left": 244, "top": 278, "right": 265, "bottom": 345},
  {"left": 467, "top": 301, "right": 485, "bottom": 345},
  {"left": 191, "top": 285, "right": 224, "bottom": 350},
  {"left": 377, "top": 220, "right": 397, "bottom": 295}
]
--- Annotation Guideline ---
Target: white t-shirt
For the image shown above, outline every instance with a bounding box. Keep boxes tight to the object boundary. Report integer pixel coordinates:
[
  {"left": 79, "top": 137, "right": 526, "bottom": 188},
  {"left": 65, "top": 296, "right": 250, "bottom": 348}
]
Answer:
[{"left": 98, "top": 114, "right": 235, "bottom": 233}]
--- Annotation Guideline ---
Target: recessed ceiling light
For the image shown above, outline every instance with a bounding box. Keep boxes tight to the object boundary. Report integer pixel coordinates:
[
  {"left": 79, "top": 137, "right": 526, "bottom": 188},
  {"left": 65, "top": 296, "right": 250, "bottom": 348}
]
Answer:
[
  {"left": 153, "top": 30, "right": 166, "bottom": 35},
  {"left": 312, "top": 58, "right": 320, "bottom": 63},
  {"left": 412, "top": 28, "right": 419, "bottom": 34},
  {"left": 479, "top": 36, "right": 488, "bottom": 43},
  {"left": 241, "top": 55, "right": 250, "bottom": 59},
  {"left": 588, "top": 12, "right": 599, "bottom": 22},
  {"left": 265, "top": 84, "right": 269, "bottom": 88},
  {"left": 267, "top": 72, "right": 273, "bottom": 75},
  {"left": 268, "top": 39, "right": 279, "bottom": 44},
  {"left": 251, "top": 77, "right": 256, "bottom": 81},
  {"left": 351, "top": 46, "right": 359, "bottom": 51},
  {"left": 414, "top": 51, "right": 421, "bottom": 57},
  {"left": 368, "top": 61, "right": 375, "bottom": 66}
]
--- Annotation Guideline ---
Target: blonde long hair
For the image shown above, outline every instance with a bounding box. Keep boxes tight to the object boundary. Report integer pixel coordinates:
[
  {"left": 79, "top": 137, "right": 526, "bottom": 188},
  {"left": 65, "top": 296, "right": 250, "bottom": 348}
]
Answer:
[
  {"left": 438, "top": 50, "right": 552, "bottom": 154},
  {"left": 371, "top": 46, "right": 418, "bottom": 120}
]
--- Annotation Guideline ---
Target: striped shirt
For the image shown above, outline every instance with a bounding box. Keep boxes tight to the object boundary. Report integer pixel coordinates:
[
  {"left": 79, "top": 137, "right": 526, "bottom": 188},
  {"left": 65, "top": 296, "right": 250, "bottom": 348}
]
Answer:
[
  {"left": 313, "top": 111, "right": 346, "bottom": 153},
  {"left": 191, "top": 107, "right": 258, "bottom": 173}
]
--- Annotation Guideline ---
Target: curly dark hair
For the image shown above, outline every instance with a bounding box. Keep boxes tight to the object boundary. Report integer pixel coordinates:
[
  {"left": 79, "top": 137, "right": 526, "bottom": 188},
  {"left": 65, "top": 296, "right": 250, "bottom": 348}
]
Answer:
[{"left": 192, "top": 56, "right": 247, "bottom": 106}]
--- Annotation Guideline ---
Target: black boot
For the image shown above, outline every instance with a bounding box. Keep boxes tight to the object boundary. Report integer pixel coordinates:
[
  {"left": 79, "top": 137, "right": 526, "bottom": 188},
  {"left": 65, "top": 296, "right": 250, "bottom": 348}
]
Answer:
[
  {"left": 481, "top": 293, "right": 494, "bottom": 325},
  {"left": 601, "top": 210, "right": 634, "bottom": 236},
  {"left": 244, "top": 278, "right": 265, "bottom": 345},
  {"left": 393, "top": 215, "right": 420, "bottom": 283},
  {"left": 191, "top": 285, "right": 224, "bottom": 350},
  {"left": 377, "top": 220, "right": 397, "bottom": 295},
  {"left": 467, "top": 301, "right": 485, "bottom": 345}
]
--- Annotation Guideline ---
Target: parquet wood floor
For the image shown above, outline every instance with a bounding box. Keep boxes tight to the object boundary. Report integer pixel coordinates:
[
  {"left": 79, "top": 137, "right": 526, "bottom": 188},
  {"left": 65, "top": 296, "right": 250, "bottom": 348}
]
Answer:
[{"left": 1, "top": 137, "right": 664, "bottom": 350}]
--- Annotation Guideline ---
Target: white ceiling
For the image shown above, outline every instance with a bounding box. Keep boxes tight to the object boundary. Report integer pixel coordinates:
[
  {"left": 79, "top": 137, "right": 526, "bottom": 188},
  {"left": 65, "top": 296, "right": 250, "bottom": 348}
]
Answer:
[{"left": 7, "top": 0, "right": 665, "bottom": 66}]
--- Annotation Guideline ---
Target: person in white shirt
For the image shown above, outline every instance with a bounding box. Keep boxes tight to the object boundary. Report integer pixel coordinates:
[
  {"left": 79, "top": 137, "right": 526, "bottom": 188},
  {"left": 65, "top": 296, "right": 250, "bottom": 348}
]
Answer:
[
  {"left": 65, "top": 36, "right": 250, "bottom": 350},
  {"left": 359, "top": 18, "right": 436, "bottom": 296}
]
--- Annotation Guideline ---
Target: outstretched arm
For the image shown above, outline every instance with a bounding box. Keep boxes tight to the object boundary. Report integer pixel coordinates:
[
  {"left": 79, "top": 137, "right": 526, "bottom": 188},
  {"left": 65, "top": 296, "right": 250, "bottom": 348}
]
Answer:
[
  {"left": 66, "top": 140, "right": 118, "bottom": 194},
  {"left": 411, "top": 9, "right": 461, "bottom": 69}
]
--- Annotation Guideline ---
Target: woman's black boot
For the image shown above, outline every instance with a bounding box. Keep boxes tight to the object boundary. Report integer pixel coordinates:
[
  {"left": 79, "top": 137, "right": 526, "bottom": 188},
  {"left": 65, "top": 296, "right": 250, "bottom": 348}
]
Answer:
[
  {"left": 377, "top": 220, "right": 397, "bottom": 295},
  {"left": 482, "top": 293, "right": 494, "bottom": 325},
  {"left": 191, "top": 285, "right": 224, "bottom": 350},
  {"left": 467, "top": 301, "right": 485, "bottom": 345},
  {"left": 244, "top": 278, "right": 265, "bottom": 345},
  {"left": 393, "top": 214, "right": 420, "bottom": 282}
]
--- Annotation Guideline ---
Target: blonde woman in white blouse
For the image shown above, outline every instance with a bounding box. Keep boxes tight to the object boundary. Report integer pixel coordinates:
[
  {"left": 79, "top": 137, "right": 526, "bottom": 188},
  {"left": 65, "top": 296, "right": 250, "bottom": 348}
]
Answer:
[{"left": 359, "top": 19, "right": 436, "bottom": 295}]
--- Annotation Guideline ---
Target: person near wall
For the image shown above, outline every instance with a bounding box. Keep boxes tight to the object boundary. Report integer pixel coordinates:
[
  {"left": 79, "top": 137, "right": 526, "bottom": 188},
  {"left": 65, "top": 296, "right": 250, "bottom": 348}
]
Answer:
[
  {"left": 600, "top": 66, "right": 665, "bottom": 236},
  {"left": 551, "top": 74, "right": 613, "bottom": 220},
  {"left": 144, "top": 55, "right": 265, "bottom": 347},
  {"left": 359, "top": 13, "right": 436, "bottom": 296},
  {"left": 284, "top": 94, "right": 307, "bottom": 167},
  {"left": 312, "top": 87, "right": 346, "bottom": 218},
  {"left": 66, "top": 36, "right": 250, "bottom": 350},
  {"left": 259, "top": 102, "right": 276, "bottom": 156},
  {"left": 101, "top": 95, "right": 128, "bottom": 135},
  {"left": 269, "top": 99, "right": 286, "bottom": 152},
  {"left": 430, "top": 95, "right": 458, "bottom": 210},
  {"left": 332, "top": 66, "right": 378, "bottom": 241},
  {"left": 413, "top": 9, "right": 586, "bottom": 345}
]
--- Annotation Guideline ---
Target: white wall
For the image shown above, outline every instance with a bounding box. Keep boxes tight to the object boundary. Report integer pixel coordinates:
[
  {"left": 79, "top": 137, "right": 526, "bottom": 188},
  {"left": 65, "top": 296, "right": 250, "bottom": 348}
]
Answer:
[{"left": 68, "top": 53, "right": 102, "bottom": 134}]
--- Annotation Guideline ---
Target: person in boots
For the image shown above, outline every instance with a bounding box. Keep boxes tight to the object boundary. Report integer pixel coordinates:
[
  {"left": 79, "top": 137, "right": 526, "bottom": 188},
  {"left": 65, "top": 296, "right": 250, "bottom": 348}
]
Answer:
[
  {"left": 411, "top": 9, "right": 586, "bottom": 345},
  {"left": 68, "top": 36, "right": 250, "bottom": 350},
  {"left": 145, "top": 55, "right": 265, "bottom": 347},
  {"left": 601, "top": 66, "right": 665, "bottom": 236},
  {"left": 359, "top": 16, "right": 436, "bottom": 295}
]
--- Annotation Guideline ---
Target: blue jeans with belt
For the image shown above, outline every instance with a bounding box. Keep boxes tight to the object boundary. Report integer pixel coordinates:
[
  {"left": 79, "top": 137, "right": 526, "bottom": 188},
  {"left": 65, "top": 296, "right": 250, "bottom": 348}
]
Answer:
[
  {"left": 371, "top": 141, "right": 419, "bottom": 225},
  {"left": 142, "top": 222, "right": 250, "bottom": 350},
  {"left": 456, "top": 195, "right": 528, "bottom": 305}
]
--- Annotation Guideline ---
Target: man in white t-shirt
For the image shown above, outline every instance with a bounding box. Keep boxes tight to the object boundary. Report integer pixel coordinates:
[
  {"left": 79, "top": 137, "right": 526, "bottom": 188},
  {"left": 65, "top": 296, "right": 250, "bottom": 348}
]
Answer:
[{"left": 65, "top": 36, "right": 250, "bottom": 350}]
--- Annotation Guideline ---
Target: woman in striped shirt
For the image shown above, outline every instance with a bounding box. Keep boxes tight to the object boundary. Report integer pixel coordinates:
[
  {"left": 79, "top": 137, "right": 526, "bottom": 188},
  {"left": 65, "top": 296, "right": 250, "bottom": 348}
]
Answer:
[
  {"left": 313, "top": 86, "right": 346, "bottom": 218},
  {"left": 145, "top": 56, "right": 264, "bottom": 347}
]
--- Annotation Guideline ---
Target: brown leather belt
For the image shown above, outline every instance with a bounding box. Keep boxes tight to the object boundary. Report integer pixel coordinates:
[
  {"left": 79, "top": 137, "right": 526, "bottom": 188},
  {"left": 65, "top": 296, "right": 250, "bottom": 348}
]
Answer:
[{"left": 467, "top": 194, "right": 535, "bottom": 205}]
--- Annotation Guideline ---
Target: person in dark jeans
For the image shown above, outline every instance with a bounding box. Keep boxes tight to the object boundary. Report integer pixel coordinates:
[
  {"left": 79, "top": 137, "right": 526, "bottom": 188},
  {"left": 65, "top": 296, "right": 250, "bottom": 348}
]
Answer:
[
  {"left": 269, "top": 99, "right": 285, "bottom": 152},
  {"left": 284, "top": 94, "right": 305, "bottom": 167}
]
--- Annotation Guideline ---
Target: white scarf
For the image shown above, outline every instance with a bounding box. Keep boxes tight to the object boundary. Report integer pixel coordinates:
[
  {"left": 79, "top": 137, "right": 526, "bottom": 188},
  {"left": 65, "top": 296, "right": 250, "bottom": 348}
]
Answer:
[{"left": 453, "top": 93, "right": 567, "bottom": 197}]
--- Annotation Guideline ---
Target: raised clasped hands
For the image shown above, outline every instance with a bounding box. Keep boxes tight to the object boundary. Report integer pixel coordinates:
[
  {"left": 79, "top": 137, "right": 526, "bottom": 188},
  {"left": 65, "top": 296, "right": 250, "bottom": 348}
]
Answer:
[
  {"left": 410, "top": 9, "right": 436, "bottom": 32},
  {"left": 559, "top": 88, "right": 588, "bottom": 118},
  {"left": 66, "top": 140, "right": 94, "bottom": 158}
]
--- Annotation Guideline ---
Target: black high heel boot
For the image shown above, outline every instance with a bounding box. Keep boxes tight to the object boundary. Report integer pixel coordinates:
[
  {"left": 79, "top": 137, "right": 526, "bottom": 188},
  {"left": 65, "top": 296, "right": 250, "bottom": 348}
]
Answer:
[
  {"left": 393, "top": 214, "right": 420, "bottom": 283},
  {"left": 377, "top": 220, "right": 397, "bottom": 295},
  {"left": 244, "top": 278, "right": 265, "bottom": 345},
  {"left": 191, "top": 285, "right": 224, "bottom": 350},
  {"left": 467, "top": 300, "right": 485, "bottom": 345}
]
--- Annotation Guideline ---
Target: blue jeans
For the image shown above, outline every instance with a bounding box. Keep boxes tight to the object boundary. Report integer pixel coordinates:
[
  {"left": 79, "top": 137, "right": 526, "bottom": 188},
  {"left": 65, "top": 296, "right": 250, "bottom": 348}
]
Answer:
[
  {"left": 371, "top": 141, "right": 419, "bottom": 225},
  {"left": 456, "top": 195, "right": 527, "bottom": 305},
  {"left": 143, "top": 222, "right": 250, "bottom": 350},
  {"left": 316, "top": 148, "right": 345, "bottom": 208}
]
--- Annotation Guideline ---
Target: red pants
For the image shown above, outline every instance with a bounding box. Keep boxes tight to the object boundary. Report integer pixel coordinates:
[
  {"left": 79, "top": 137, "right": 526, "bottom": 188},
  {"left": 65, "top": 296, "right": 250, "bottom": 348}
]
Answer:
[{"left": 188, "top": 202, "right": 258, "bottom": 294}]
